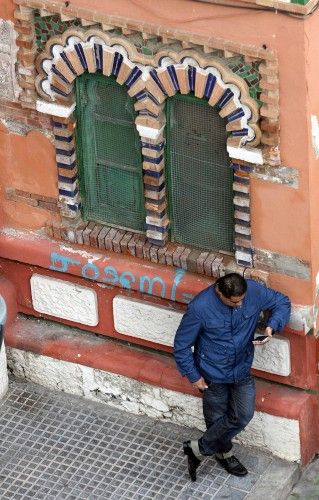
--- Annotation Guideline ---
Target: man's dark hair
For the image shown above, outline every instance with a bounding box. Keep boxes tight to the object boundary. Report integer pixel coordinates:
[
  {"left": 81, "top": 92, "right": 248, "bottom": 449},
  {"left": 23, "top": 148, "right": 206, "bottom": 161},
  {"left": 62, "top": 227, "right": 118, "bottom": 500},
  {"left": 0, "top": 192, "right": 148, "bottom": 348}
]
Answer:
[{"left": 215, "top": 273, "right": 247, "bottom": 298}]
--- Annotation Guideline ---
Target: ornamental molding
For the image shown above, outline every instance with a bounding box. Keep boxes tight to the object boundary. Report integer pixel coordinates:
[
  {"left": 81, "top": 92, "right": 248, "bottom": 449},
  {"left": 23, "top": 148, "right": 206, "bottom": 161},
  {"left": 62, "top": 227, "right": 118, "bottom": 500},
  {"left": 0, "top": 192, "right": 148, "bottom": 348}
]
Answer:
[{"left": 35, "top": 28, "right": 261, "bottom": 147}]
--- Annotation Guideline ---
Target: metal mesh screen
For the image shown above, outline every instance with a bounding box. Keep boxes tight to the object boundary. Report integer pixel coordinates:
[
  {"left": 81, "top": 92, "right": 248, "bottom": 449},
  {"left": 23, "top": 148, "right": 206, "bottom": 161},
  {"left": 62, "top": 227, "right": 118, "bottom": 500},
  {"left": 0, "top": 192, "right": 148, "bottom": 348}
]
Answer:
[
  {"left": 76, "top": 73, "right": 145, "bottom": 231},
  {"left": 166, "top": 94, "right": 234, "bottom": 252}
]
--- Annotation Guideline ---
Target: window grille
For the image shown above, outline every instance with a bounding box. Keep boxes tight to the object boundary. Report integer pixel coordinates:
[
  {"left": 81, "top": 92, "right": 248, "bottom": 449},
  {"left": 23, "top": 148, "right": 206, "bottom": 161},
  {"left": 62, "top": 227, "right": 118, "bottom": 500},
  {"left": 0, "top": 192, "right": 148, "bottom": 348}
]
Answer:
[
  {"left": 165, "top": 93, "right": 234, "bottom": 252},
  {"left": 76, "top": 73, "right": 145, "bottom": 231}
]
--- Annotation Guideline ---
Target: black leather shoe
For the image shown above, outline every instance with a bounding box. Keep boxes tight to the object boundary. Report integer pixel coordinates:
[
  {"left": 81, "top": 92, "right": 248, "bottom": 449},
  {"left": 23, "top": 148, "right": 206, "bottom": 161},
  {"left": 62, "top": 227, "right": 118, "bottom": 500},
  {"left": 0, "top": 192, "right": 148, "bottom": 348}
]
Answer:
[
  {"left": 183, "top": 441, "right": 201, "bottom": 481},
  {"left": 215, "top": 455, "right": 248, "bottom": 476}
]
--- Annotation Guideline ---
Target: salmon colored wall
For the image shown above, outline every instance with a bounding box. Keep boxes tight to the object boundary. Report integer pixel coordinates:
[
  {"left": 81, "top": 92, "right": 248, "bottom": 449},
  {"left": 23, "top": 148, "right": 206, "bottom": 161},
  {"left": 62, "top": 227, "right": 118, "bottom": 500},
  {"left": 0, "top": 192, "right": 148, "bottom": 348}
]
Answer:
[
  {"left": 251, "top": 178, "right": 310, "bottom": 260},
  {"left": 0, "top": 123, "right": 59, "bottom": 229},
  {"left": 0, "top": 0, "right": 315, "bottom": 301},
  {"left": 0, "top": 0, "right": 310, "bottom": 174},
  {"left": 76, "top": 0, "right": 309, "bottom": 161},
  {"left": 268, "top": 273, "right": 312, "bottom": 306},
  {"left": 0, "top": 0, "right": 14, "bottom": 20},
  {"left": 303, "top": 17, "right": 319, "bottom": 304},
  {"left": 72, "top": 0, "right": 312, "bottom": 297}
]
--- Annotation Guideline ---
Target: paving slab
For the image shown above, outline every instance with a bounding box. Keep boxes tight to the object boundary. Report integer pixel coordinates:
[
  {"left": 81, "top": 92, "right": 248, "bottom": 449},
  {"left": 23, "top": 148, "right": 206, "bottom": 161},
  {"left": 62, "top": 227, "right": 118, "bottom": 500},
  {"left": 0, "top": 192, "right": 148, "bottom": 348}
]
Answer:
[
  {"left": 288, "top": 457, "right": 319, "bottom": 500},
  {"left": 0, "top": 377, "right": 300, "bottom": 499}
]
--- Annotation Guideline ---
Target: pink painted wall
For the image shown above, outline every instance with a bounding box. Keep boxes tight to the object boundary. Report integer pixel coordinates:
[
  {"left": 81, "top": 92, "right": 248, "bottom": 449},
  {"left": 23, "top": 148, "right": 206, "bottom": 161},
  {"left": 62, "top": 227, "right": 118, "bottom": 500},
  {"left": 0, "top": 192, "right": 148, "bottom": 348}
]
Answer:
[
  {"left": 0, "top": 123, "right": 59, "bottom": 229},
  {"left": 0, "top": 0, "right": 14, "bottom": 20},
  {"left": 0, "top": 0, "right": 316, "bottom": 304},
  {"left": 304, "top": 15, "right": 319, "bottom": 309}
]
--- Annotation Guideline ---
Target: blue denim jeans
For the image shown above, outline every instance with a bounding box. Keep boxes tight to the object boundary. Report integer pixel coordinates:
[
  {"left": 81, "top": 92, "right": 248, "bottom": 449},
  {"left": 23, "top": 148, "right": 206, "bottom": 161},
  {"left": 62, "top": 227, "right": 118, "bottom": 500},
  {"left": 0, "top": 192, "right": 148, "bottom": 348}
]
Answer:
[{"left": 198, "top": 376, "right": 255, "bottom": 456}]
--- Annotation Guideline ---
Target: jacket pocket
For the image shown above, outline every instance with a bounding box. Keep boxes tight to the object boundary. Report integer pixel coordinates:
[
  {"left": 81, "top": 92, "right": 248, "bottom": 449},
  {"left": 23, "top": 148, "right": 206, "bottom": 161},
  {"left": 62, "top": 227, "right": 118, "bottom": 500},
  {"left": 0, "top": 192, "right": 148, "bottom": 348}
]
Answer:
[
  {"left": 203, "top": 319, "right": 225, "bottom": 332},
  {"left": 242, "top": 344, "right": 254, "bottom": 371},
  {"left": 199, "top": 346, "right": 230, "bottom": 366}
]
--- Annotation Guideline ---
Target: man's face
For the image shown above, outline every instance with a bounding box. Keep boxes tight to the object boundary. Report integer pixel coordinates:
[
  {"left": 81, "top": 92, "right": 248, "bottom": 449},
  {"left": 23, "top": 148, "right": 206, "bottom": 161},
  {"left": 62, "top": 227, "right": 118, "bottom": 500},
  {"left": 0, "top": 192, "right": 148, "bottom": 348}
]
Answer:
[{"left": 216, "top": 287, "right": 245, "bottom": 308}]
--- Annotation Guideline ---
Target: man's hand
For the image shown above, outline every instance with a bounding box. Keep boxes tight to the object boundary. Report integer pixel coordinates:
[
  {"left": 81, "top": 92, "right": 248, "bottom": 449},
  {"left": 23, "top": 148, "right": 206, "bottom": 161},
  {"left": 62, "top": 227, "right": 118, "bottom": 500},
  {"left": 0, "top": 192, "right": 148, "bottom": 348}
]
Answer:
[
  {"left": 265, "top": 326, "right": 273, "bottom": 338},
  {"left": 193, "top": 377, "right": 208, "bottom": 392},
  {"left": 253, "top": 326, "right": 273, "bottom": 345}
]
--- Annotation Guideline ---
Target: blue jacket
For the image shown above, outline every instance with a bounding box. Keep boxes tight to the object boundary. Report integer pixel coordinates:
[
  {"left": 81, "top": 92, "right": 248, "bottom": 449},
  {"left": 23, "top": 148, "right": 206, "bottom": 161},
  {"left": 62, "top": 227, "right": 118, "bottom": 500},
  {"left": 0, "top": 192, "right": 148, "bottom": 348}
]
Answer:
[{"left": 174, "top": 280, "right": 291, "bottom": 384}]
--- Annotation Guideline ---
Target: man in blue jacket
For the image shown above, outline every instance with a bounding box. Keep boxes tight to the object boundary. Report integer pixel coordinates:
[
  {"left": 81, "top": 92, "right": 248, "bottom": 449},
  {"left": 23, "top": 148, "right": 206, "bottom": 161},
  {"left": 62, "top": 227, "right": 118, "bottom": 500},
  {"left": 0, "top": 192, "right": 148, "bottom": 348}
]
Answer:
[{"left": 174, "top": 273, "right": 291, "bottom": 481}]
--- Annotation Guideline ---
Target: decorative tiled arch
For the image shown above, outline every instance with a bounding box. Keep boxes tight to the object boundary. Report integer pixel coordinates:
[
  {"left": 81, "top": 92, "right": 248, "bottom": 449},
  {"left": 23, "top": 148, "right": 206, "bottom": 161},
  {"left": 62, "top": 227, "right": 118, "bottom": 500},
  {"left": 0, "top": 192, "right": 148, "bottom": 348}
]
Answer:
[{"left": 35, "top": 28, "right": 261, "bottom": 267}]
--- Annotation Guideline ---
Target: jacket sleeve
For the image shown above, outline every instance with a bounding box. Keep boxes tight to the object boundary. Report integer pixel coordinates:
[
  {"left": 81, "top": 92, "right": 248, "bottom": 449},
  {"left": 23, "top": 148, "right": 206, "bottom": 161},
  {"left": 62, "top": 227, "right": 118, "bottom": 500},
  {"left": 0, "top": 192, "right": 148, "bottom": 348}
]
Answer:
[
  {"left": 174, "top": 303, "right": 202, "bottom": 383},
  {"left": 257, "top": 284, "right": 291, "bottom": 333}
]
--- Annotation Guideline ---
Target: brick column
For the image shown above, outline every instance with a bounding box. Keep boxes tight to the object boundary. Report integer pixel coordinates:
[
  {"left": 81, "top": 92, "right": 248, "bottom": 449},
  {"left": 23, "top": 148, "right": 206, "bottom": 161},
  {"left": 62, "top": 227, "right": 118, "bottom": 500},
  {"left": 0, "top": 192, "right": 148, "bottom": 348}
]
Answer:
[
  {"left": 135, "top": 76, "right": 169, "bottom": 246},
  {"left": 231, "top": 160, "right": 253, "bottom": 267},
  {"left": 259, "top": 58, "right": 280, "bottom": 166},
  {"left": 141, "top": 133, "right": 169, "bottom": 246},
  {"left": 14, "top": 4, "right": 37, "bottom": 109},
  {"left": 53, "top": 116, "right": 81, "bottom": 220}
]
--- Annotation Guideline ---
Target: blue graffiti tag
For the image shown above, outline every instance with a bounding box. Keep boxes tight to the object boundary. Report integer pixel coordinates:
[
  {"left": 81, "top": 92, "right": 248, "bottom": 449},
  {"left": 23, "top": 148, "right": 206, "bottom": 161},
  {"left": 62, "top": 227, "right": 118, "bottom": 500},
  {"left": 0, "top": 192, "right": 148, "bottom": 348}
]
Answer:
[
  {"left": 49, "top": 251, "right": 189, "bottom": 303},
  {"left": 81, "top": 262, "right": 100, "bottom": 280},
  {"left": 139, "top": 275, "right": 166, "bottom": 298},
  {"left": 182, "top": 293, "right": 194, "bottom": 304},
  {"left": 119, "top": 271, "right": 136, "bottom": 289},
  {"left": 171, "top": 268, "right": 186, "bottom": 302},
  {"left": 49, "top": 252, "right": 81, "bottom": 272},
  {"left": 102, "top": 266, "right": 119, "bottom": 285}
]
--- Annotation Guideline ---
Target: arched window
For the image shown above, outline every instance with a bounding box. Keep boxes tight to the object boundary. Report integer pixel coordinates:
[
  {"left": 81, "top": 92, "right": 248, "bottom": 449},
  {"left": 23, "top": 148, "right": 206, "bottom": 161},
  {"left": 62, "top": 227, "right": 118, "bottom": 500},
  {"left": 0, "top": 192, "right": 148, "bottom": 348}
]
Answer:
[
  {"left": 75, "top": 73, "right": 145, "bottom": 231},
  {"left": 165, "top": 93, "right": 234, "bottom": 252}
]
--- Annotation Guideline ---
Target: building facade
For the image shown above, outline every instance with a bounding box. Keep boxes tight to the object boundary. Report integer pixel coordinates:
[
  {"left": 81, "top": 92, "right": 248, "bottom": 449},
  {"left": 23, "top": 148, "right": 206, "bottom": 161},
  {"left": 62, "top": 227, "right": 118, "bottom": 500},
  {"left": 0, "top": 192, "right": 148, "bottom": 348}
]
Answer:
[{"left": 0, "top": 0, "right": 318, "bottom": 464}]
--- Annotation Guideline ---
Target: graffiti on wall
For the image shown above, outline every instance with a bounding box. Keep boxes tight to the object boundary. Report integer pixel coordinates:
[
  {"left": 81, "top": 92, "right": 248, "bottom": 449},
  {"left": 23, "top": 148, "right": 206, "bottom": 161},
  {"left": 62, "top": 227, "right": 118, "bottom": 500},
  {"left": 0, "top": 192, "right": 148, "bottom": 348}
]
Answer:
[{"left": 49, "top": 251, "right": 195, "bottom": 303}]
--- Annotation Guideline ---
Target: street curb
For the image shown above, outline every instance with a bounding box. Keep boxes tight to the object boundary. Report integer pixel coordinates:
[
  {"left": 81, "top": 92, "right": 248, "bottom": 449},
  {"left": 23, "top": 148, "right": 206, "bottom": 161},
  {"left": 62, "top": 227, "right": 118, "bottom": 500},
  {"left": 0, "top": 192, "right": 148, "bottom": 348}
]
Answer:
[
  {"left": 246, "top": 459, "right": 300, "bottom": 500},
  {"left": 288, "top": 458, "right": 319, "bottom": 499}
]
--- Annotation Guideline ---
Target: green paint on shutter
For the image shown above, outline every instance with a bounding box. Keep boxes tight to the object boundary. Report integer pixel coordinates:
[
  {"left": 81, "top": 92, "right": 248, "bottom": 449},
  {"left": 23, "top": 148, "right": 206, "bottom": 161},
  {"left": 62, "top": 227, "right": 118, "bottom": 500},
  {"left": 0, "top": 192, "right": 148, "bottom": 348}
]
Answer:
[
  {"left": 165, "top": 93, "right": 234, "bottom": 252},
  {"left": 76, "top": 73, "right": 145, "bottom": 231}
]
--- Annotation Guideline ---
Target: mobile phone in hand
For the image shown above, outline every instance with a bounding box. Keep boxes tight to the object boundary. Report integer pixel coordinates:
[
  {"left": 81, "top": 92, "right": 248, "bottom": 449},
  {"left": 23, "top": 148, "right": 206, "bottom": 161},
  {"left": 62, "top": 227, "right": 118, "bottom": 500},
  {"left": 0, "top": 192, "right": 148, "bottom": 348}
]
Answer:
[{"left": 253, "top": 335, "right": 269, "bottom": 344}]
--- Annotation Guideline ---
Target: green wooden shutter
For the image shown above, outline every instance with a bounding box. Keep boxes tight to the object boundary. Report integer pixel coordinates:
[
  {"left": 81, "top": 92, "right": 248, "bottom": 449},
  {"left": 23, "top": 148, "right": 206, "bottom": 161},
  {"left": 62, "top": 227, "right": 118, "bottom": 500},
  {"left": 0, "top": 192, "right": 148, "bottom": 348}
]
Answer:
[
  {"left": 76, "top": 73, "right": 145, "bottom": 231},
  {"left": 166, "top": 93, "right": 234, "bottom": 252}
]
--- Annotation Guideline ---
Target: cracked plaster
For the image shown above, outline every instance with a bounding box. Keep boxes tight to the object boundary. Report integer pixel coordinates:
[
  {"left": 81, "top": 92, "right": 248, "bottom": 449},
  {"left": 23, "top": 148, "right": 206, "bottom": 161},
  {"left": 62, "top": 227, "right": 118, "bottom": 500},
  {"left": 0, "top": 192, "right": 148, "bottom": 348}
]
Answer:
[{"left": 0, "top": 19, "right": 20, "bottom": 102}]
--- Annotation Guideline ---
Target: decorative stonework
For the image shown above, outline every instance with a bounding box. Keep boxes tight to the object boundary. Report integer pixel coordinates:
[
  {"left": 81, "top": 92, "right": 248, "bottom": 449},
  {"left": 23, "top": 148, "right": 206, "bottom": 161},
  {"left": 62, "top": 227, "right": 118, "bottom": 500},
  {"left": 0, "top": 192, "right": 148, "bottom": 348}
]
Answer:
[
  {"left": 0, "top": 20, "right": 20, "bottom": 102},
  {"left": 13, "top": 2, "right": 281, "bottom": 161},
  {"left": 34, "top": 10, "right": 81, "bottom": 52},
  {"left": 232, "top": 161, "right": 253, "bottom": 266},
  {"left": 32, "top": 7, "right": 263, "bottom": 107},
  {"left": 11, "top": 2, "right": 283, "bottom": 270},
  {"left": 35, "top": 29, "right": 260, "bottom": 148},
  {"left": 52, "top": 117, "right": 80, "bottom": 219},
  {"left": 15, "top": 0, "right": 281, "bottom": 163},
  {"left": 227, "top": 56, "right": 261, "bottom": 105},
  {"left": 32, "top": 28, "right": 260, "bottom": 264}
]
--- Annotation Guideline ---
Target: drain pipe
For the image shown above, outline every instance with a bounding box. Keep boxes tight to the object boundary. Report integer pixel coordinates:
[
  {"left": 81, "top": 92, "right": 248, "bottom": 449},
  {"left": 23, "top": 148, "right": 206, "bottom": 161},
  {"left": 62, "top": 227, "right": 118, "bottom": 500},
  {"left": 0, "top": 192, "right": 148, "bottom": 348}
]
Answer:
[
  {"left": 0, "top": 276, "right": 17, "bottom": 398},
  {"left": 0, "top": 294, "right": 8, "bottom": 398}
]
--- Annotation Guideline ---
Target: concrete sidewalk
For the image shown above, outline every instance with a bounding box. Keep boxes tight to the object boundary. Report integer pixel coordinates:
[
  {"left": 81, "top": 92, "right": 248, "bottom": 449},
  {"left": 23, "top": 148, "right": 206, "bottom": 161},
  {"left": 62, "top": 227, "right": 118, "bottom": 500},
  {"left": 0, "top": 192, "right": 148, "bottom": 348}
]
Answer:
[
  {"left": 0, "top": 377, "right": 302, "bottom": 499},
  {"left": 289, "top": 457, "right": 319, "bottom": 500}
]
